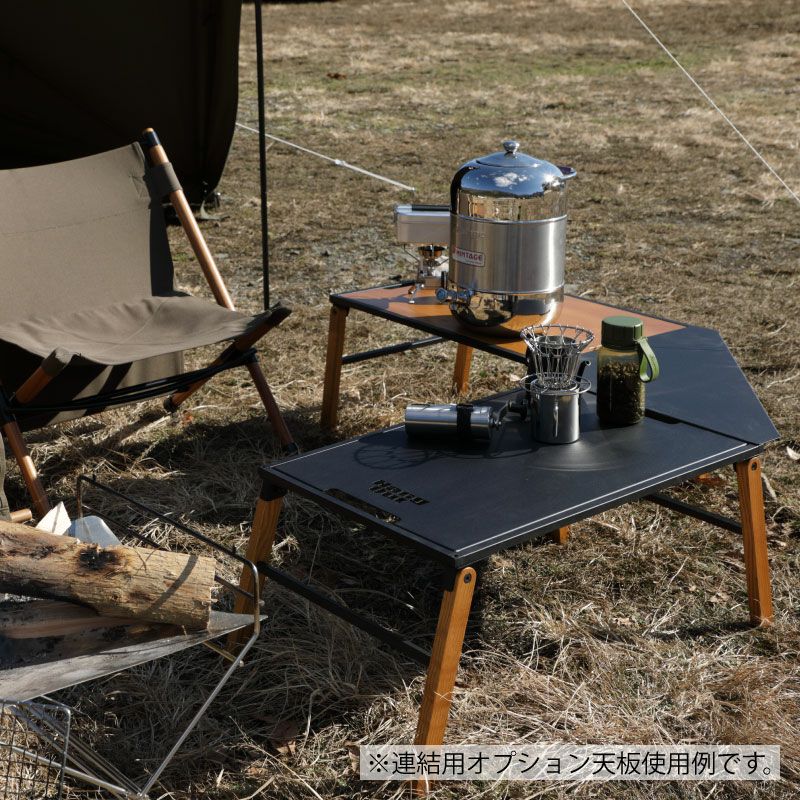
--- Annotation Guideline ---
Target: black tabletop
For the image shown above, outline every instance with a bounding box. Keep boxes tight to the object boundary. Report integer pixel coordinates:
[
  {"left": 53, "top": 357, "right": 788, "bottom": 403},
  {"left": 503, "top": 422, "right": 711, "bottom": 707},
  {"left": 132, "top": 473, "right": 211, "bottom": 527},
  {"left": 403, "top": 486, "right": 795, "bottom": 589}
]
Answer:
[{"left": 263, "top": 391, "right": 761, "bottom": 568}]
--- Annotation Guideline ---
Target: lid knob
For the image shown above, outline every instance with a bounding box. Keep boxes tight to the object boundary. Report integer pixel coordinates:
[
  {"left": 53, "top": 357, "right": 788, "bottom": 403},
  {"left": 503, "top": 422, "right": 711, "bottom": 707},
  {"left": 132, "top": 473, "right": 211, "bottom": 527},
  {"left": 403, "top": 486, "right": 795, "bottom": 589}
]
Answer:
[{"left": 502, "top": 140, "right": 520, "bottom": 156}]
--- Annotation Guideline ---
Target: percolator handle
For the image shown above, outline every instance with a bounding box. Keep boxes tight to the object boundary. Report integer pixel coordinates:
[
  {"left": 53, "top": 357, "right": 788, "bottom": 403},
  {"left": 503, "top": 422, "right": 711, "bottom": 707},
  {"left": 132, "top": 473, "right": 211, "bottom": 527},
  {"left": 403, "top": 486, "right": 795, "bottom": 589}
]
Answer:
[{"left": 636, "top": 337, "right": 660, "bottom": 383}]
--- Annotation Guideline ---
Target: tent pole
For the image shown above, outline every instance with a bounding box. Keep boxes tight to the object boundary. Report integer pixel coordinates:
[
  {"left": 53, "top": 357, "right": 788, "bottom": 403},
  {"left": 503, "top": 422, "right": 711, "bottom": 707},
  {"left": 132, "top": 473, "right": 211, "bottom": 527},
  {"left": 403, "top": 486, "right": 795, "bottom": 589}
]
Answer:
[{"left": 255, "top": 0, "right": 270, "bottom": 310}]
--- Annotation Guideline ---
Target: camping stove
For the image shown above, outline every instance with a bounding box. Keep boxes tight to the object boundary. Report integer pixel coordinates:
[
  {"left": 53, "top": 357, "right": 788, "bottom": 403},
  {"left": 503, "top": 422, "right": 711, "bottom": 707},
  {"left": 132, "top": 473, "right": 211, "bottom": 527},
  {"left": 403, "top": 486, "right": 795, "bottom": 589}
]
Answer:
[{"left": 393, "top": 204, "right": 450, "bottom": 302}]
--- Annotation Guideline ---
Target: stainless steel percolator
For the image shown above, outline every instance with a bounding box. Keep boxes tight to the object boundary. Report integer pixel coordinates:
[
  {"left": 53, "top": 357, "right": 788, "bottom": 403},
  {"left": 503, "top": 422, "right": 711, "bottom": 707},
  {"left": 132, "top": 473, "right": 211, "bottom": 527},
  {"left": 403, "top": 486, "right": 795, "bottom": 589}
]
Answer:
[{"left": 437, "top": 140, "right": 577, "bottom": 338}]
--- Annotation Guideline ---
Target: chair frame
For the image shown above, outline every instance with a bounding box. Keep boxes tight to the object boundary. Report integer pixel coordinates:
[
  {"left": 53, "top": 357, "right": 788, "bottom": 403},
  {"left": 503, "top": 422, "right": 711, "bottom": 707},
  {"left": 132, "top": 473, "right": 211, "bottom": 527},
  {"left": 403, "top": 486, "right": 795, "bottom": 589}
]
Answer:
[{"left": 0, "top": 129, "right": 295, "bottom": 519}]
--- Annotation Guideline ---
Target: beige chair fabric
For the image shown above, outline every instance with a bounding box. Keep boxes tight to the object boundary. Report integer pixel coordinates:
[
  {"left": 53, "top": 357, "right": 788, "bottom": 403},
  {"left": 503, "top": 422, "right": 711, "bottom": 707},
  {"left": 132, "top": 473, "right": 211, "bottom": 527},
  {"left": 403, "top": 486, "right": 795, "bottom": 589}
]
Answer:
[
  {"left": 0, "top": 142, "right": 277, "bottom": 430},
  {"left": 0, "top": 295, "right": 270, "bottom": 366}
]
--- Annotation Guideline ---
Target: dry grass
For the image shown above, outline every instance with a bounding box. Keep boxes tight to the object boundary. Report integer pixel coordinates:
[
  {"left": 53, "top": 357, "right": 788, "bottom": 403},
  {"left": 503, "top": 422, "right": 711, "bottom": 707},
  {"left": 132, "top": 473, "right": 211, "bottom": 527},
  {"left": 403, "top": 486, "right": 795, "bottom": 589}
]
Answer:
[{"left": 6, "top": 0, "right": 800, "bottom": 797}]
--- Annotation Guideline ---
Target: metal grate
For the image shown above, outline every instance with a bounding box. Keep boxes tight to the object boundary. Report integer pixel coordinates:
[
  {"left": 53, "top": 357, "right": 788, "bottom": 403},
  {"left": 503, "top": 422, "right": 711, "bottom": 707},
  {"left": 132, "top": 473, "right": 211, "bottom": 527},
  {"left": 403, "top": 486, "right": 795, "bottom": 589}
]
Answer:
[{"left": 0, "top": 700, "right": 70, "bottom": 800}]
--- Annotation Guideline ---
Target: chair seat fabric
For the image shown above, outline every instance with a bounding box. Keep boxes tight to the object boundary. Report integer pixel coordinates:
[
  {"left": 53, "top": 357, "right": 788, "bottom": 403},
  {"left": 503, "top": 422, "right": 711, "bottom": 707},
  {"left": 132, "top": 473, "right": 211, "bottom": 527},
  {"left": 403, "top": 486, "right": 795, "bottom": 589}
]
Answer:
[{"left": 0, "top": 294, "right": 271, "bottom": 366}]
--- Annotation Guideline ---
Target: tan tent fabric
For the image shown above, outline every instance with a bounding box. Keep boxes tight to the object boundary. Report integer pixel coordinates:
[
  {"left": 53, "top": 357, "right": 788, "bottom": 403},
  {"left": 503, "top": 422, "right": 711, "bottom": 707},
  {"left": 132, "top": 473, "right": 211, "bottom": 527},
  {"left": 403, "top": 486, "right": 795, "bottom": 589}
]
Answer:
[{"left": 0, "top": 0, "right": 241, "bottom": 205}]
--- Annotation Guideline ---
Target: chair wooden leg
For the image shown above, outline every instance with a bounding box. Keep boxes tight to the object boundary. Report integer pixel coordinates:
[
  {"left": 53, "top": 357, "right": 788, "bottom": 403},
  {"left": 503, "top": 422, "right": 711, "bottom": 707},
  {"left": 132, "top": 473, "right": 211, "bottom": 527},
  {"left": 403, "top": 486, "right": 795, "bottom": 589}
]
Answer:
[
  {"left": 735, "top": 457, "right": 773, "bottom": 625},
  {"left": 413, "top": 566, "right": 476, "bottom": 795},
  {"left": 551, "top": 526, "right": 569, "bottom": 545},
  {"left": 228, "top": 495, "right": 284, "bottom": 648},
  {"left": 2, "top": 422, "right": 50, "bottom": 518},
  {"left": 12, "top": 350, "right": 69, "bottom": 406},
  {"left": 166, "top": 309, "right": 290, "bottom": 412},
  {"left": 145, "top": 131, "right": 295, "bottom": 450},
  {"left": 10, "top": 509, "right": 33, "bottom": 524},
  {"left": 246, "top": 361, "right": 295, "bottom": 450},
  {"left": 452, "top": 343, "right": 473, "bottom": 395},
  {"left": 321, "top": 305, "right": 349, "bottom": 430},
  {"left": 144, "top": 129, "right": 234, "bottom": 310}
]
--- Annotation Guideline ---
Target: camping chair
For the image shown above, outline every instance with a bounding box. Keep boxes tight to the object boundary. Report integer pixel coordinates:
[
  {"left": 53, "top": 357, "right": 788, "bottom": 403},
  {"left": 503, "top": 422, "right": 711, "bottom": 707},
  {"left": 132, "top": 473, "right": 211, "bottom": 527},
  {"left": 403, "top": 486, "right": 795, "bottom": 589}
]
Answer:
[{"left": 0, "top": 129, "right": 294, "bottom": 519}]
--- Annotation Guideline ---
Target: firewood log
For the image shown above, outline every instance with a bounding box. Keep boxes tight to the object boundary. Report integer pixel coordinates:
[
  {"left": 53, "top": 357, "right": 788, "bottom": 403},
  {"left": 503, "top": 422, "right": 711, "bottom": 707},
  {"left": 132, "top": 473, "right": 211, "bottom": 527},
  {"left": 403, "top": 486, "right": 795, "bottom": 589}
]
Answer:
[{"left": 0, "top": 521, "right": 214, "bottom": 630}]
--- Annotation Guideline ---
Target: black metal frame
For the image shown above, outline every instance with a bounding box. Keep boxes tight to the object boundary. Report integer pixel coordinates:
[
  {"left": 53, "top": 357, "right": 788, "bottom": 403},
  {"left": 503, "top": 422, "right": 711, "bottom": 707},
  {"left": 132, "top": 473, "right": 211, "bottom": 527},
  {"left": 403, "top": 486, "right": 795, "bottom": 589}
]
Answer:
[
  {"left": 647, "top": 491, "right": 743, "bottom": 534},
  {"left": 342, "top": 336, "right": 444, "bottom": 366},
  {"left": 0, "top": 349, "right": 257, "bottom": 420},
  {"left": 254, "top": 0, "right": 270, "bottom": 311},
  {"left": 259, "top": 563, "right": 431, "bottom": 665}
]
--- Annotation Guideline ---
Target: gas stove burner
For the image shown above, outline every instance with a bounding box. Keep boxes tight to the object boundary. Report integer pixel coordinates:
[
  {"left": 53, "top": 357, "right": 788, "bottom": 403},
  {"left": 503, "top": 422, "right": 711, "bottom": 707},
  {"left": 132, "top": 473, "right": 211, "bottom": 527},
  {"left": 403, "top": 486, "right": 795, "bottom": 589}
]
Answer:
[{"left": 393, "top": 204, "right": 450, "bottom": 302}]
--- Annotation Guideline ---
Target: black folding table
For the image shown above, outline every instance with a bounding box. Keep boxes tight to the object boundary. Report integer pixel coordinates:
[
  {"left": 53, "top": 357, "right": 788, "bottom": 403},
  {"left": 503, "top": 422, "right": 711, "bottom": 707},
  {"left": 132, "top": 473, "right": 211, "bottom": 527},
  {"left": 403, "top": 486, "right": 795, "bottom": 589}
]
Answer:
[{"left": 235, "top": 325, "right": 778, "bottom": 776}]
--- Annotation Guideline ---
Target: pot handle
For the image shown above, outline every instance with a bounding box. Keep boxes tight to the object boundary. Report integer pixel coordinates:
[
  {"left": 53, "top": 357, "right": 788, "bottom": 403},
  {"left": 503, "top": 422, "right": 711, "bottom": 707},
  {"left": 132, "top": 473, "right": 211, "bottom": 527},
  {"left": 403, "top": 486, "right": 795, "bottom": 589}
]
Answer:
[
  {"left": 552, "top": 398, "right": 559, "bottom": 438},
  {"left": 558, "top": 166, "right": 577, "bottom": 180}
]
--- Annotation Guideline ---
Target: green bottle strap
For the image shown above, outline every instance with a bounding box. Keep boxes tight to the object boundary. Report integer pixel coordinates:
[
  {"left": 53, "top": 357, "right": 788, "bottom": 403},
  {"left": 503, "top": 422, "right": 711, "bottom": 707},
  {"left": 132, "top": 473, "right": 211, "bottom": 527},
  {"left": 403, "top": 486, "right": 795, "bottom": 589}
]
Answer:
[{"left": 636, "top": 336, "right": 660, "bottom": 383}]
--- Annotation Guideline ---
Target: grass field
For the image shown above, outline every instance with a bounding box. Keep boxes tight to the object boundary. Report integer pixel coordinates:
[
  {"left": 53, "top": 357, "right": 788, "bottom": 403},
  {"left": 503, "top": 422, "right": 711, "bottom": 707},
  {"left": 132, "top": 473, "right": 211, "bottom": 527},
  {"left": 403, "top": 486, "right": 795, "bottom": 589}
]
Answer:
[{"left": 12, "top": 0, "right": 799, "bottom": 797}]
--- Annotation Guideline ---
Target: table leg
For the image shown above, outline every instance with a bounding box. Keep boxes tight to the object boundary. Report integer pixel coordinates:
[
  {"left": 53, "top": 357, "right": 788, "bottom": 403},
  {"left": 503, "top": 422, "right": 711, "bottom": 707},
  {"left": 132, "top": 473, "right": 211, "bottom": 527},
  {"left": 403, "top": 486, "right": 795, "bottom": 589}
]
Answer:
[
  {"left": 452, "top": 343, "right": 473, "bottom": 395},
  {"left": 321, "top": 304, "right": 349, "bottom": 430},
  {"left": 551, "top": 526, "right": 570, "bottom": 545},
  {"left": 735, "top": 458, "right": 773, "bottom": 625},
  {"left": 413, "top": 567, "right": 476, "bottom": 795},
  {"left": 228, "top": 493, "right": 284, "bottom": 648}
]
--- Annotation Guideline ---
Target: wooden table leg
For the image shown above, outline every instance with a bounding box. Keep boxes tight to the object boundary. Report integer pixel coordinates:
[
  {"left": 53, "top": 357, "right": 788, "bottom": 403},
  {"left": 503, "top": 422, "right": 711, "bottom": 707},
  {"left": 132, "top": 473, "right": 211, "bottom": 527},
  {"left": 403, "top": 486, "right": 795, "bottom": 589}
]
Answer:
[
  {"left": 321, "top": 305, "right": 349, "bottom": 430},
  {"left": 413, "top": 566, "right": 476, "bottom": 795},
  {"left": 228, "top": 491, "right": 284, "bottom": 648},
  {"left": 551, "top": 526, "right": 569, "bottom": 545},
  {"left": 452, "top": 343, "right": 473, "bottom": 395},
  {"left": 735, "top": 457, "right": 773, "bottom": 625}
]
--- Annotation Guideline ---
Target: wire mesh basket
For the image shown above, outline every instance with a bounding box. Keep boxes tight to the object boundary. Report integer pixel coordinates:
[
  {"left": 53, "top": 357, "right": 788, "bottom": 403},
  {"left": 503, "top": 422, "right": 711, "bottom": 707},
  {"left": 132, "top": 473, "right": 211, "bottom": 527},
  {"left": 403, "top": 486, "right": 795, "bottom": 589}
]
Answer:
[
  {"left": 520, "top": 324, "right": 595, "bottom": 389},
  {"left": 0, "top": 700, "right": 70, "bottom": 800}
]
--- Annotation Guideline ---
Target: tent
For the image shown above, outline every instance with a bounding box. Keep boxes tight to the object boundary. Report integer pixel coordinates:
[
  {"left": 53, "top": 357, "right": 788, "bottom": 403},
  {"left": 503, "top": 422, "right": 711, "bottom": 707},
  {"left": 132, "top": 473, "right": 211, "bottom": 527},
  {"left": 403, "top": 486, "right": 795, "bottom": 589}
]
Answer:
[{"left": 0, "top": 0, "right": 242, "bottom": 207}]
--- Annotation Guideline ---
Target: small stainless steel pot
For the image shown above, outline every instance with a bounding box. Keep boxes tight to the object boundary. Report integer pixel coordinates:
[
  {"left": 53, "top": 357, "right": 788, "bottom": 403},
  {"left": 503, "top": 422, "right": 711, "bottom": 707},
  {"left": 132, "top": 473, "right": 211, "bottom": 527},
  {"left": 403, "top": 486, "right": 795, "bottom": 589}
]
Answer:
[{"left": 530, "top": 377, "right": 590, "bottom": 444}]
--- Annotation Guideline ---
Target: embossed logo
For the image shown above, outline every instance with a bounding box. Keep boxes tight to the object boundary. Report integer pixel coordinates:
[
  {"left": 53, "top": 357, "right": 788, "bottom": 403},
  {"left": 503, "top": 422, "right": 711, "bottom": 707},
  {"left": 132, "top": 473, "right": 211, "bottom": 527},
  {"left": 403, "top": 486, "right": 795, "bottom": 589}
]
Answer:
[{"left": 453, "top": 247, "right": 485, "bottom": 267}]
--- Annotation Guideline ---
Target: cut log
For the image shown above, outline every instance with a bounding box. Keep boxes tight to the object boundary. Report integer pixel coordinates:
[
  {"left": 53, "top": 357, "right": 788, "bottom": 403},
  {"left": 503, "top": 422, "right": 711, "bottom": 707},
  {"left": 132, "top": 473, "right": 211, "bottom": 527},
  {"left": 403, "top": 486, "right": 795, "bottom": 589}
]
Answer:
[
  {"left": 0, "top": 599, "right": 139, "bottom": 639},
  {"left": 0, "top": 600, "right": 179, "bottom": 672},
  {"left": 0, "top": 521, "right": 214, "bottom": 630}
]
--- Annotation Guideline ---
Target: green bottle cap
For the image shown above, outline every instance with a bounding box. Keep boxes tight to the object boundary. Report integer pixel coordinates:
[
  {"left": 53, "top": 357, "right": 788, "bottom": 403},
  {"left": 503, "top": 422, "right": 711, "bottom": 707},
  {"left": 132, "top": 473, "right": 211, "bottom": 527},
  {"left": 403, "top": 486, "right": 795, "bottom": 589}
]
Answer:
[
  {"left": 601, "top": 316, "right": 643, "bottom": 349},
  {"left": 601, "top": 315, "right": 660, "bottom": 382}
]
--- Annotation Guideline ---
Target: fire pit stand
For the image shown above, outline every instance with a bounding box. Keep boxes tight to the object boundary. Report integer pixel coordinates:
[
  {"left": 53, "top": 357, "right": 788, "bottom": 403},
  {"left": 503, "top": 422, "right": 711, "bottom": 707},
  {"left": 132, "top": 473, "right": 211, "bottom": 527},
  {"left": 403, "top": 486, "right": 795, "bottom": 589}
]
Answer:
[{"left": 0, "top": 477, "right": 264, "bottom": 799}]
